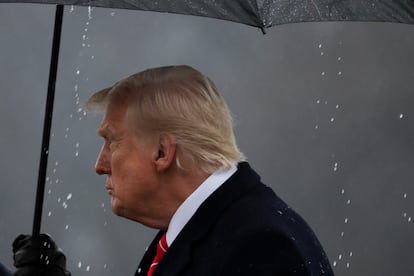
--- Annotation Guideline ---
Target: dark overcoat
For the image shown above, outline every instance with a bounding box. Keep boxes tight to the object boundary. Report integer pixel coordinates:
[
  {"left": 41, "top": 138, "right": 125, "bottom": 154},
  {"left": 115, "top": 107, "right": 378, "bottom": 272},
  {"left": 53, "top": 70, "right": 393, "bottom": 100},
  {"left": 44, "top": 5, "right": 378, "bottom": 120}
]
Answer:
[{"left": 136, "top": 162, "right": 333, "bottom": 276}]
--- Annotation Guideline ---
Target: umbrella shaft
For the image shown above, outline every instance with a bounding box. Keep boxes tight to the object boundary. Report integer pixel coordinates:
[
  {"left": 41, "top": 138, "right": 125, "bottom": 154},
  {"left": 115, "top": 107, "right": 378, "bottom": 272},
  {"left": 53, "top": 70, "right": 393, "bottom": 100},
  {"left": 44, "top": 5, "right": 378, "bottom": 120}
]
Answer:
[{"left": 32, "top": 4, "right": 64, "bottom": 236}]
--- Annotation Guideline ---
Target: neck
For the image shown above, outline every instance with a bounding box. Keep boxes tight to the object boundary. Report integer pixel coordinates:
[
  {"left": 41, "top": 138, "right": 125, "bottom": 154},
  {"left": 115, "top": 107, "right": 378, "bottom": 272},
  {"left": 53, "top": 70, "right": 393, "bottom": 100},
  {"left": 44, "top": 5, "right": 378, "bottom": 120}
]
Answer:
[{"left": 152, "top": 168, "right": 210, "bottom": 230}]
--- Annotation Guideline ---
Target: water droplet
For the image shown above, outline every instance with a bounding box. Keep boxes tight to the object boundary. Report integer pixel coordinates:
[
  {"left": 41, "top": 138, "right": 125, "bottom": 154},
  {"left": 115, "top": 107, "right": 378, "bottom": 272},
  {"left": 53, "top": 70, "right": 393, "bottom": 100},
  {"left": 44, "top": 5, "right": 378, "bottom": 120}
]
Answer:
[
  {"left": 101, "top": 203, "right": 105, "bottom": 208},
  {"left": 55, "top": 179, "right": 59, "bottom": 184},
  {"left": 337, "top": 57, "right": 342, "bottom": 61},
  {"left": 409, "top": 217, "right": 412, "bottom": 222},
  {"left": 333, "top": 261, "right": 337, "bottom": 267},
  {"left": 338, "top": 71, "right": 342, "bottom": 76},
  {"left": 346, "top": 199, "right": 351, "bottom": 205},
  {"left": 341, "top": 231, "right": 345, "bottom": 237},
  {"left": 88, "top": 6, "right": 93, "bottom": 19},
  {"left": 48, "top": 189, "right": 52, "bottom": 194},
  {"left": 346, "top": 262, "right": 350, "bottom": 268},
  {"left": 335, "top": 104, "right": 340, "bottom": 109},
  {"left": 46, "top": 176, "right": 49, "bottom": 181},
  {"left": 349, "top": 251, "right": 353, "bottom": 257},
  {"left": 338, "top": 254, "right": 342, "bottom": 260},
  {"left": 70, "top": 114, "right": 73, "bottom": 118},
  {"left": 58, "top": 198, "right": 61, "bottom": 203},
  {"left": 55, "top": 162, "right": 59, "bottom": 166},
  {"left": 104, "top": 264, "right": 107, "bottom": 269},
  {"left": 318, "top": 43, "right": 322, "bottom": 48},
  {"left": 75, "top": 150, "right": 79, "bottom": 157},
  {"left": 65, "top": 225, "right": 69, "bottom": 230},
  {"left": 277, "top": 210, "right": 283, "bottom": 215},
  {"left": 316, "top": 99, "right": 321, "bottom": 104},
  {"left": 333, "top": 162, "right": 338, "bottom": 171},
  {"left": 404, "top": 193, "right": 407, "bottom": 199},
  {"left": 48, "top": 211, "right": 52, "bottom": 216},
  {"left": 399, "top": 113, "right": 404, "bottom": 119},
  {"left": 341, "top": 189, "right": 345, "bottom": 195},
  {"left": 67, "top": 193, "right": 72, "bottom": 200},
  {"left": 78, "top": 262, "right": 82, "bottom": 268},
  {"left": 76, "top": 143, "right": 80, "bottom": 148},
  {"left": 320, "top": 52, "right": 324, "bottom": 56},
  {"left": 91, "top": 55, "right": 95, "bottom": 60},
  {"left": 321, "top": 72, "right": 325, "bottom": 76},
  {"left": 314, "top": 125, "right": 319, "bottom": 130},
  {"left": 86, "top": 265, "right": 90, "bottom": 272},
  {"left": 344, "top": 218, "right": 348, "bottom": 223},
  {"left": 69, "top": 5, "right": 74, "bottom": 12},
  {"left": 403, "top": 212, "right": 407, "bottom": 217},
  {"left": 62, "top": 201, "right": 68, "bottom": 209}
]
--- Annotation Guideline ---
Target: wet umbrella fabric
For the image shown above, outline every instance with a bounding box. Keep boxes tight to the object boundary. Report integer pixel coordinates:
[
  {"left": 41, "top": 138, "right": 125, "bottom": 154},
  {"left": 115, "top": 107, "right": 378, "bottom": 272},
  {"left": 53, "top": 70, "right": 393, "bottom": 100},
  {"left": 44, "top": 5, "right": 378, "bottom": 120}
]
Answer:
[
  {"left": 0, "top": 0, "right": 413, "bottom": 237},
  {"left": 2, "top": 0, "right": 414, "bottom": 29}
]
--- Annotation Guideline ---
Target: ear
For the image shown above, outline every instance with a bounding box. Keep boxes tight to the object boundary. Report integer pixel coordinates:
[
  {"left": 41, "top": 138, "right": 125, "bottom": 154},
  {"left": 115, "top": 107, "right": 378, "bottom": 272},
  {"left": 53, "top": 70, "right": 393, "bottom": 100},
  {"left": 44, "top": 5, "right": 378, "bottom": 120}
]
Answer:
[{"left": 153, "top": 133, "right": 177, "bottom": 172}]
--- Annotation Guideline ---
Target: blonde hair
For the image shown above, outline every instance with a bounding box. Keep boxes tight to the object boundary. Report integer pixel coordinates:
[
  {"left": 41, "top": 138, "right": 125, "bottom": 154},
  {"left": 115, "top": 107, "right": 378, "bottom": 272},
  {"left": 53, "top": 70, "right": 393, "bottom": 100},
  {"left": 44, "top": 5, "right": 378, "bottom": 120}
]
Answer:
[{"left": 86, "top": 65, "right": 245, "bottom": 173}]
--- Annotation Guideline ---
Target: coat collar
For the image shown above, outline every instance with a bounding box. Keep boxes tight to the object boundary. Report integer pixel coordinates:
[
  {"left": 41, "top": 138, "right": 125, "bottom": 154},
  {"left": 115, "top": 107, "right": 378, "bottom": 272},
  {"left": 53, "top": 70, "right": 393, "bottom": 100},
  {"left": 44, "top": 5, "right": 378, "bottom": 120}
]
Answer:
[{"left": 154, "top": 162, "right": 260, "bottom": 276}]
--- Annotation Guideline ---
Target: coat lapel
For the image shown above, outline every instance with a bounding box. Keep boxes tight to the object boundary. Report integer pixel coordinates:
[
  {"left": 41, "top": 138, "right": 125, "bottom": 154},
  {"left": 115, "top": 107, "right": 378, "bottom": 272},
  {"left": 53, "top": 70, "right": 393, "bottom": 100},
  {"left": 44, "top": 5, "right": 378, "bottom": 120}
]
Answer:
[{"left": 135, "top": 231, "right": 165, "bottom": 276}]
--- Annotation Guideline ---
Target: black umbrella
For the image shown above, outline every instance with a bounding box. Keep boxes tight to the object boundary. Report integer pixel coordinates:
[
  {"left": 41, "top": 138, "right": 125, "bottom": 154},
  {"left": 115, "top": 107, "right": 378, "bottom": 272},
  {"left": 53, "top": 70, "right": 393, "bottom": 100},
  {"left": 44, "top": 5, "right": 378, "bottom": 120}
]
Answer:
[{"left": 1, "top": 0, "right": 414, "bottom": 237}]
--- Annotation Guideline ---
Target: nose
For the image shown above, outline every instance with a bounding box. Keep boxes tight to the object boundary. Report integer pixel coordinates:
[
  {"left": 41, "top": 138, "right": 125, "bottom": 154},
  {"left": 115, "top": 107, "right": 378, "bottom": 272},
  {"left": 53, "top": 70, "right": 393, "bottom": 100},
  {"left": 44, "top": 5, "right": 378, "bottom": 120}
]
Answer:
[{"left": 95, "top": 143, "right": 111, "bottom": 175}]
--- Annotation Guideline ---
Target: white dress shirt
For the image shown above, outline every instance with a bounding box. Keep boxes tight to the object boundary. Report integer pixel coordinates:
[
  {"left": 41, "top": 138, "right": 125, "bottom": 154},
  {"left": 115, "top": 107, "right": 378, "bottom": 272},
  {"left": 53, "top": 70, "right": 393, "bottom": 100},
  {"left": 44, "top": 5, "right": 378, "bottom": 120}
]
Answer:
[{"left": 166, "top": 165, "right": 237, "bottom": 246}]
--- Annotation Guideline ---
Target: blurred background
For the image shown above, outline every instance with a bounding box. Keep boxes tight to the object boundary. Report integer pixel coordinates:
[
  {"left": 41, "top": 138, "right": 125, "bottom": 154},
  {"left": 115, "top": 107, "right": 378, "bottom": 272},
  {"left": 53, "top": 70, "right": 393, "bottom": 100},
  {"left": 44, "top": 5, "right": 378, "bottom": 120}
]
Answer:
[{"left": 0, "top": 3, "right": 413, "bottom": 275}]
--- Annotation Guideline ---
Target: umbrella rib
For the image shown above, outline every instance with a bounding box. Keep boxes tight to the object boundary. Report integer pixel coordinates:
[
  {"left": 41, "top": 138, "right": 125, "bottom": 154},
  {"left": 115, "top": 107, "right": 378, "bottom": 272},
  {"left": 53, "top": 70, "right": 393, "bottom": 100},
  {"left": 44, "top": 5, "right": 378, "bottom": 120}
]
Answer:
[{"left": 310, "top": 0, "right": 322, "bottom": 18}]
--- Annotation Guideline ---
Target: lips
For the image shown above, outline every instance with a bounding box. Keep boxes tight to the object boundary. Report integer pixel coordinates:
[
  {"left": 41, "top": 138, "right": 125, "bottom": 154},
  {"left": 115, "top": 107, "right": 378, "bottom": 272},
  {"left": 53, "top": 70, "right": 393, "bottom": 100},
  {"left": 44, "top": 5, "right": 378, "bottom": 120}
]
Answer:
[{"left": 105, "top": 178, "right": 113, "bottom": 195}]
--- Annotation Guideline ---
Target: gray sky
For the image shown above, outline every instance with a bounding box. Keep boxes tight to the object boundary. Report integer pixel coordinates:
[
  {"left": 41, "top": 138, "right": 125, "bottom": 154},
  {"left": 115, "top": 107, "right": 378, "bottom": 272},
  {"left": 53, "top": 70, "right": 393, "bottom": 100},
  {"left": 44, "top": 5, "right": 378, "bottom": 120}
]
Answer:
[{"left": 0, "top": 3, "right": 413, "bottom": 275}]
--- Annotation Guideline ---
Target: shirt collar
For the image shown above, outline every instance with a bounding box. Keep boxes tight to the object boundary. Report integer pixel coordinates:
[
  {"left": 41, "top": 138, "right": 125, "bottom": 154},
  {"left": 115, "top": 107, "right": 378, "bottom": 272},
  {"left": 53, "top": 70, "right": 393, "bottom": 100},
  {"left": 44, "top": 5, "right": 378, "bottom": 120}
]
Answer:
[{"left": 166, "top": 165, "right": 237, "bottom": 246}]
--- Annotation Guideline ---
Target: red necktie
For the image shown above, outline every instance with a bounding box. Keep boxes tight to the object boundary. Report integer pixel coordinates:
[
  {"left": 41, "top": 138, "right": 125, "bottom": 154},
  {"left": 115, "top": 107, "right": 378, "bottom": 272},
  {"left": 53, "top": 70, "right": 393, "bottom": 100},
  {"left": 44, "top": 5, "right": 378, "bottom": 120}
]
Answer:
[{"left": 147, "top": 233, "right": 168, "bottom": 276}]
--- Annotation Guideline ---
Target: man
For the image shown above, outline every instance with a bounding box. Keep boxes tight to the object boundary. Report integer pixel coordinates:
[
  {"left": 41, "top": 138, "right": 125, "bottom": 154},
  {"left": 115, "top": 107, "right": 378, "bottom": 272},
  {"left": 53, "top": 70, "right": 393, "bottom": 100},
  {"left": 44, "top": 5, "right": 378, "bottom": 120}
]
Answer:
[{"left": 12, "top": 65, "right": 333, "bottom": 275}]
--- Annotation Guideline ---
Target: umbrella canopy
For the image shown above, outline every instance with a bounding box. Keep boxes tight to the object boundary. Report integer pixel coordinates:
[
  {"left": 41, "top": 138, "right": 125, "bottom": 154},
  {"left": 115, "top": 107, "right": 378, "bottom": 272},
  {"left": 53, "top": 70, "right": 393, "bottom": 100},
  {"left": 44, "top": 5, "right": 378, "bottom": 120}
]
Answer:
[
  {"left": 2, "top": 0, "right": 414, "bottom": 30},
  {"left": 1, "top": 0, "right": 414, "bottom": 237}
]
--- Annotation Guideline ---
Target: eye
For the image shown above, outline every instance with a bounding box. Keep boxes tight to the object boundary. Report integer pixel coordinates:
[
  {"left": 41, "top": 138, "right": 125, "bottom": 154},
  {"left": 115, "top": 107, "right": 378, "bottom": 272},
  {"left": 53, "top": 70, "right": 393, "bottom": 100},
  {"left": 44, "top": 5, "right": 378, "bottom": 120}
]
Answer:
[{"left": 105, "top": 137, "right": 113, "bottom": 146}]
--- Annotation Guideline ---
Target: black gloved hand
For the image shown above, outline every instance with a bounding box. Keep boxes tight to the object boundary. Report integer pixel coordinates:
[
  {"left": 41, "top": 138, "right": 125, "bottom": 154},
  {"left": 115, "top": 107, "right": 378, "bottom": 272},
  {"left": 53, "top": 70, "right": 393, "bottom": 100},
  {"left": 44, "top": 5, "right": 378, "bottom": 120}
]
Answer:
[{"left": 12, "top": 233, "right": 71, "bottom": 276}]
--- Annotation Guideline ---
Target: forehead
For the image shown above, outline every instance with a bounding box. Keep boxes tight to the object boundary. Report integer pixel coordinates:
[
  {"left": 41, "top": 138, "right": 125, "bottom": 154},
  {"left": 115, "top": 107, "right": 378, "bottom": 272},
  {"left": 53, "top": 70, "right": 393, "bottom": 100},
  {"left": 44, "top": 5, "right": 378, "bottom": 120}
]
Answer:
[{"left": 97, "top": 100, "right": 128, "bottom": 136}]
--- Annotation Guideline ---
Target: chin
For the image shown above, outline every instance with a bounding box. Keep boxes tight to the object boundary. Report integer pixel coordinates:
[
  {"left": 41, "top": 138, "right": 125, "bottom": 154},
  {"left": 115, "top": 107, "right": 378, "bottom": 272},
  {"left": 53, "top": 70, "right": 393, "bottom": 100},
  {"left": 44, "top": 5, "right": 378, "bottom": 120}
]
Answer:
[
  {"left": 111, "top": 200, "right": 135, "bottom": 221},
  {"left": 110, "top": 198, "right": 123, "bottom": 216}
]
